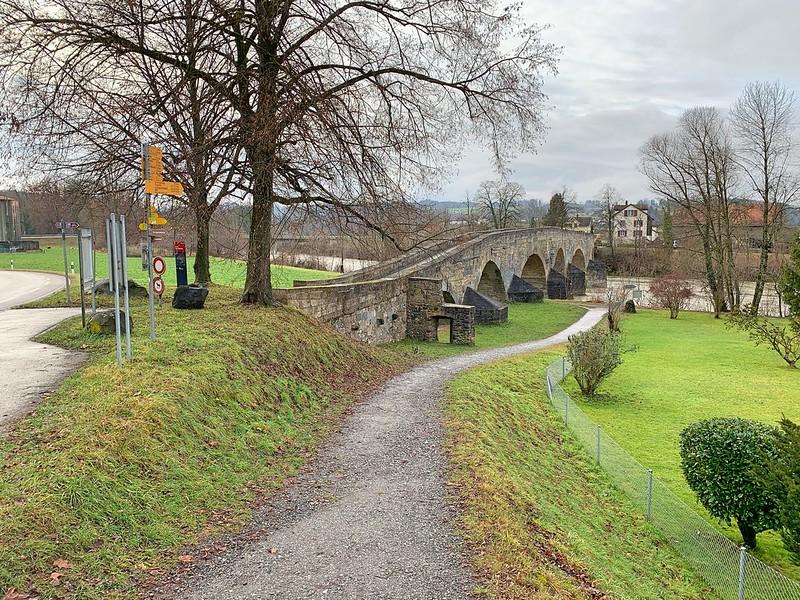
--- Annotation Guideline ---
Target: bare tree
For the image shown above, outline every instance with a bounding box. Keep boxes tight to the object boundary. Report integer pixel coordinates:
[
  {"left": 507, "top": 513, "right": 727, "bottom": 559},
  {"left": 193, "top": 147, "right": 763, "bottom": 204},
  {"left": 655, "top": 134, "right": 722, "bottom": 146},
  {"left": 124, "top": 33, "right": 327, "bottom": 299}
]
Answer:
[
  {"left": 474, "top": 180, "right": 524, "bottom": 229},
  {"left": 731, "top": 81, "right": 800, "bottom": 312},
  {"left": 0, "top": 0, "right": 560, "bottom": 305},
  {"left": 0, "top": 2, "right": 244, "bottom": 284},
  {"left": 597, "top": 183, "right": 623, "bottom": 266},
  {"left": 520, "top": 197, "right": 546, "bottom": 228},
  {"left": 640, "top": 107, "right": 740, "bottom": 317}
]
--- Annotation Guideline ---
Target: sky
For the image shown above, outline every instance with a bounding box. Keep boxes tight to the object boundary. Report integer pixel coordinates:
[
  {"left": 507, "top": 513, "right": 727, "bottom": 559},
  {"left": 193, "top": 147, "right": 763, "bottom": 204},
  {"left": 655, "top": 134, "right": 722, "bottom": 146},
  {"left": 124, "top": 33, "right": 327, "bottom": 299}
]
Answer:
[{"left": 435, "top": 0, "right": 800, "bottom": 205}]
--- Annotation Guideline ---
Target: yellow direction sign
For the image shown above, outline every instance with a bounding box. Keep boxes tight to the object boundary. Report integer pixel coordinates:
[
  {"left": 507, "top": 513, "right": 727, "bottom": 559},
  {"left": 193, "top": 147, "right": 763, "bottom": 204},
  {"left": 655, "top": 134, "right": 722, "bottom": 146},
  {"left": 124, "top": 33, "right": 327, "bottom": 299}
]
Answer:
[
  {"left": 141, "top": 145, "right": 165, "bottom": 180},
  {"left": 139, "top": 207, "right": 169, "bottom": 230},
  {"left": 144, "top": 179, "right": 184, "bottom": 196}
]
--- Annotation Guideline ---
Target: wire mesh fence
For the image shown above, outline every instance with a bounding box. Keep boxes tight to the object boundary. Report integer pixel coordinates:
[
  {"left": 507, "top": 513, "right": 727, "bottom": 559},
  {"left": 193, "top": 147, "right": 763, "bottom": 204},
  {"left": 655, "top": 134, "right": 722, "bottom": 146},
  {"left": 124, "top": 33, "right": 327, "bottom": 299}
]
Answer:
[{"left": 546, "top": 356, "right": 800, "bottom": 600}]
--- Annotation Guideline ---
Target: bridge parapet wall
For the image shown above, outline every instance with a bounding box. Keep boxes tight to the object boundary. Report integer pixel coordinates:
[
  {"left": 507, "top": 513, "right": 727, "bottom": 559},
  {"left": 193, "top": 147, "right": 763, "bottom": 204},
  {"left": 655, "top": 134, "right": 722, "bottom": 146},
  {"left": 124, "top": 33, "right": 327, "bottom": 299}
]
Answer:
[{"left": 274, "top": 278, "right": 407, "bottom": 345}]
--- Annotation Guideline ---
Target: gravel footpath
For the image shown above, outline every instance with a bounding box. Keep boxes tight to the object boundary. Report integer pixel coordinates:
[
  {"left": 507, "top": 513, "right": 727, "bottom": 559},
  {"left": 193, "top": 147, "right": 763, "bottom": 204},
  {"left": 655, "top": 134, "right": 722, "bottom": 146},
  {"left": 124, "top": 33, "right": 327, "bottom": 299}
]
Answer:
[{"left": 149, "top": 307, "right": 606, "bottom": 600}]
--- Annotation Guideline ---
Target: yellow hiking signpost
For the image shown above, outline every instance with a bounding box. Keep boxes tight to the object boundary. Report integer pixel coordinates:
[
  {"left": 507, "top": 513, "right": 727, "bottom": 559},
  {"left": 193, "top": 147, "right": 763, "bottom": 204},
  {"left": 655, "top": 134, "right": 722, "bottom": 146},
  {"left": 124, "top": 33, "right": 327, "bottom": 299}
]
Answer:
[{"left": 140, "top": 143, "right": 183, "bottom": 341}]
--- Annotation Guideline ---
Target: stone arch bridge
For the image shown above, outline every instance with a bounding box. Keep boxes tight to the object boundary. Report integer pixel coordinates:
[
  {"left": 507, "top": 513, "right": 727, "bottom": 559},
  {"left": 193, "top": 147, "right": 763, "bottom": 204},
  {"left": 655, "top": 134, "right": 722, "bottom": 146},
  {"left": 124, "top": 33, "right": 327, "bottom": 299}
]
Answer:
[{"left": 274, "top": 228, "right": 605, "bottom": 345}]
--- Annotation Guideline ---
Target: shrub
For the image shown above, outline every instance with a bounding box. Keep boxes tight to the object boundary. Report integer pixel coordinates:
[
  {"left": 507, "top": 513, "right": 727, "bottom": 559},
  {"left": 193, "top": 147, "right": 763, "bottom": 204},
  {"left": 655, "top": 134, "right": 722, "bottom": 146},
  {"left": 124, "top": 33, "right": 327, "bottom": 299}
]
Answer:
[
  {"left": 679, "top": 418, "right": 780, "bottom": 548},
  {"left": 567, "top": 327, "right": 624, "bottom": 397},
  {"left": 649, "top": 274, "right": 692, "bottom": 319},
  {"left": 762, "top": 418, "right": 800, "bottom": 563}
]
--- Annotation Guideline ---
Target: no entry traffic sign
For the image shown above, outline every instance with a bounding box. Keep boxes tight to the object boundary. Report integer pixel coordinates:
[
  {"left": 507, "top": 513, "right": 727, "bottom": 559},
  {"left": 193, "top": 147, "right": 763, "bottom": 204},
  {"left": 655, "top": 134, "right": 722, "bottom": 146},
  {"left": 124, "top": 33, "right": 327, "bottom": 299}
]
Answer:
[{"left": 152, "top": 256, "right": 166, "bottom": 275}]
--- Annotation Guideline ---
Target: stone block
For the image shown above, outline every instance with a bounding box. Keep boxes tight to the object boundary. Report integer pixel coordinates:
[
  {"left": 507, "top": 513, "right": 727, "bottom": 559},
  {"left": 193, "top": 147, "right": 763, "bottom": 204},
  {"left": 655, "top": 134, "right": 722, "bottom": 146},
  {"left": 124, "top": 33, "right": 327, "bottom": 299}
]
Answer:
[{"left": 87, "top": 309, "right": 132, "bottom": 335}]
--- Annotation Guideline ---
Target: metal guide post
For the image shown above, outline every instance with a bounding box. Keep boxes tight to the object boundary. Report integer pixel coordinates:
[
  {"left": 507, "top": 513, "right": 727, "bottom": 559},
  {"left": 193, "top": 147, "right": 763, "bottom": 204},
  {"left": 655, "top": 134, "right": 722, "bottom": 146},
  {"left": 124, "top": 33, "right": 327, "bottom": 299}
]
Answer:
[
  {"left": 61, "top": 225, "right": 71, "bottom": 304},
  {"left": 120, "top": 215, "right": 132, "bottom": 359},
  {"left": 109, "top": 214, "right": 123, "bottom": 367}
]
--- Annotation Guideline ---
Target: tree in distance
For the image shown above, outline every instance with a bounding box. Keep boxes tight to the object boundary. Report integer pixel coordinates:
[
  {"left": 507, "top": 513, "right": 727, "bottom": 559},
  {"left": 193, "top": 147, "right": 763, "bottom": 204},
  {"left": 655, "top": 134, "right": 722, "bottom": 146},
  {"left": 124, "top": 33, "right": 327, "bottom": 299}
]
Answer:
[
  {"left": 649, "top": 274, "right": 692, "bottom": 319},
  {"left": 542, "top": 187, "right": 572, "bottom": 228},
  {"left": 597, "top": 183, "right": 623, "bottom": 266},
  {"left": 567, "top": 327, "right": 625, "bottom": 398},
  {"left": 680, "top": 417, "right": 780, "bottom": 549},
  {"left": 0, "top": 0, "right": 560, "bottom": 305},
  {"left": 474, "top": 180, "right": 524, "bottom": 229},
  {"left": 731, "top": 82, "right": 800, "bottom": 313}
]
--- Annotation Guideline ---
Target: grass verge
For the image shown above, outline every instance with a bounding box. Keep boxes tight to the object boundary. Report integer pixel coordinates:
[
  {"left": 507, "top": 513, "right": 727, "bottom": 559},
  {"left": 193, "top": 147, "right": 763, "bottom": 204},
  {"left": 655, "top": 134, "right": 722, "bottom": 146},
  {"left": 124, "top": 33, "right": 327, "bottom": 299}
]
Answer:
[
  {"left": 564, "top": 309, "right": 800, "bottom": 579},
  {"left": 443, "top": 348, "right": 712, "bottom": 599},
  {"left": 0, "top": 287, "right": 405, "bottom": 598}
]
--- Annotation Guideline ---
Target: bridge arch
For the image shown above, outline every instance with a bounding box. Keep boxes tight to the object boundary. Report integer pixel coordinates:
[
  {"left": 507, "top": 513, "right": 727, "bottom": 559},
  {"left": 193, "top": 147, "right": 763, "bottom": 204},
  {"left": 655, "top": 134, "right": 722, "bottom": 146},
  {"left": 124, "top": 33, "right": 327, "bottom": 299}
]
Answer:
[
  {"left": 571, "top": 248, "right": 586, "bottom": 271},
  {"left": 553, "top": 248, "right": 566, "bottom": 273},
  {"left": 477, "top": 260, "right": 507, "bottom": 302},
  {"left": 521, "top": 254, "right": 546, "bottom": 290}
]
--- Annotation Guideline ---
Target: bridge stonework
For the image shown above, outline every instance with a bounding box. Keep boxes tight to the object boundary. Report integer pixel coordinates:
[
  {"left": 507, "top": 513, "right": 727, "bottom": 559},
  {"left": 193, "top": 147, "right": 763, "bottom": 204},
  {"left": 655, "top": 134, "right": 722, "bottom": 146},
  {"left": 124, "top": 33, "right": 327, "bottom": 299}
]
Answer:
[{"left": 274, "top": 228, "right": 604, "bottom": 345}]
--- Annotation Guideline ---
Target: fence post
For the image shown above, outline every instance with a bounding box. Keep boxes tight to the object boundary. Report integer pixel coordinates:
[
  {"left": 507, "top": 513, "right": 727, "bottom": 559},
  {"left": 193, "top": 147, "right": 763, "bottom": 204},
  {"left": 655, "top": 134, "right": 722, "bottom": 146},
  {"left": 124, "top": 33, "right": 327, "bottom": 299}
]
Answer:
[
  {"left": 565, "top": 395, "right": 569, "bottom": 426},
  {"left": 596, "top": 426, "right": 601, "bottom": 464},
  {"left": 562, "top": 356, "right": 566, "bottom": 380},
  {"left": 546, "top": 373, "right": 552, "bottom": 400},
  {"left": 646, "top": 469, "right": 653, "bottom": 521},
  {"left": 739, "top": 545, "right": 746, "bottom": 600}
]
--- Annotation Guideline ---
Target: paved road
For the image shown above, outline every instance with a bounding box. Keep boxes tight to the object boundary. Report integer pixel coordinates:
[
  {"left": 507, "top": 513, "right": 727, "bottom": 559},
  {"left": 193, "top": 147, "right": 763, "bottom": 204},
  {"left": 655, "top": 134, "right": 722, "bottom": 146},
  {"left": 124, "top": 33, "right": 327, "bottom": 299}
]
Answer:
[
  {"left": 152, "top": 307, "right": 606, "bottom": 600},
  {"left": 0, "top": 270, "right": 83, "bottom": 434},
  {"left": 0, "top": 270, "right": 68, "bottom": 310}
]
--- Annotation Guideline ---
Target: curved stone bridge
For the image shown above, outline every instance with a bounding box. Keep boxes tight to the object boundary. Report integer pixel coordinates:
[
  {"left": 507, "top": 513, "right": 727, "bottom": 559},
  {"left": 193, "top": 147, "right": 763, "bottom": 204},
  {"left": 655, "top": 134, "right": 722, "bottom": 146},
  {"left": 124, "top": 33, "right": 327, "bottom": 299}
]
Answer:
[{"left": 274, "top": 228, "right": 605, "bottom": 345}]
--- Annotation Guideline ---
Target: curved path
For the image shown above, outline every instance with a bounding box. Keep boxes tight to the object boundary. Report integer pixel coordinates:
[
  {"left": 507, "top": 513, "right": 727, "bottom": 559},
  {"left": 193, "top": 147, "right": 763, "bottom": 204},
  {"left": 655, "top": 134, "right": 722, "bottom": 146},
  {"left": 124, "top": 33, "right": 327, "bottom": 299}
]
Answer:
[
  {"left": 154, "top": 307, "right": 607, "bottom": 600},
  {"left": 0, "top": 271, "right": 83, "bottom": 434}
]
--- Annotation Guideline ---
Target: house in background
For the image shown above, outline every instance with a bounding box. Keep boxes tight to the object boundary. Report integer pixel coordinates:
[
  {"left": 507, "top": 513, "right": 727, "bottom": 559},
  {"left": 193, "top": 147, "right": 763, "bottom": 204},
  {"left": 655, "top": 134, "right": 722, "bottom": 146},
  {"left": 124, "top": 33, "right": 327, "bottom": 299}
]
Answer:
[
  {"left": 612, "top": 202, "right": 656, "bottom": 243},
  {"left": 565, "top": 215, "right": 593, "bottom": 234}
]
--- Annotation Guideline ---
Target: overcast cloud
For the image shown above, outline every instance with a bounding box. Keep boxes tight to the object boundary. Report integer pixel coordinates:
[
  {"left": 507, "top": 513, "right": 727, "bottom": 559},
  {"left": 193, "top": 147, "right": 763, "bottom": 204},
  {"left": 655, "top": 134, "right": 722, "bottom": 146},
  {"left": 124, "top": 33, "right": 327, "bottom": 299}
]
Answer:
[{"left": 436, "top": 0, "right": 800, "bottom": 204}]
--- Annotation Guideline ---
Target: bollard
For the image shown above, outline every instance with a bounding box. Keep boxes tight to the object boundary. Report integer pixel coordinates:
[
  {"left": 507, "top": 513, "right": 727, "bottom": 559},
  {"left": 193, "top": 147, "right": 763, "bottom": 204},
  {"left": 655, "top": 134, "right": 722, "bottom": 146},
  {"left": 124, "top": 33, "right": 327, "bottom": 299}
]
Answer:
[
  {"left": 739, "top": 545, "right": 746, "bottom": 600},
  {"left": 646, "top": 469, "right": 653, "bottom": 521},
  {"left": 70, "top": 261, "right": 75, "bottom": 274},
  {"left": 9, "top": 260, "right": 12, "bottom": 269}
]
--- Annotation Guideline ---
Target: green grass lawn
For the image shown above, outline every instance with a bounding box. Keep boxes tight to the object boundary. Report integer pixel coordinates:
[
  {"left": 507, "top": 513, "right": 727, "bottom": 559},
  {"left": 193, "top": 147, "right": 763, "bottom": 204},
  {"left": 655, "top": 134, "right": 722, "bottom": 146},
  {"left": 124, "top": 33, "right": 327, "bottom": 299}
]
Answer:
[
  {"left": 0, "top": 248, "right": 338, "bottom": 289},
  {"left": 563, "top": 309, "right": 800, "bottom": 579},
  {"left": 444, "top": 348, "right": 710, "bottom": 599}
]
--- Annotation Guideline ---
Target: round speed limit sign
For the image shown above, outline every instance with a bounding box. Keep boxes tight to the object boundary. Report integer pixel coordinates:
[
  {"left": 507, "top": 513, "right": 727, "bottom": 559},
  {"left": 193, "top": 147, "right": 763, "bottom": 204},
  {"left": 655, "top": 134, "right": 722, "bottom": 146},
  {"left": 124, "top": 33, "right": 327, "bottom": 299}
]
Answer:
[{"left": 152, "top": 276, "right": 164, "bottom": 296}]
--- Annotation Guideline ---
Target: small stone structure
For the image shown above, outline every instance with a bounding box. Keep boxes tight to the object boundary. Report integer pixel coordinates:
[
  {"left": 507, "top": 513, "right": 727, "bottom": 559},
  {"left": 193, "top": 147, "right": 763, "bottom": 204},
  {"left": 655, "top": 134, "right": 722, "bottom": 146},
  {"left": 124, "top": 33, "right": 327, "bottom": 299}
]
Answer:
[
  {"left": 507, "top": 274, "right": 544, "bottom": 303},
  {"left": 407, "top": 278, "right": 475, "bottom": 344},
  {"left": 463, "top": 286, "right": 508, "bottom": 324}
]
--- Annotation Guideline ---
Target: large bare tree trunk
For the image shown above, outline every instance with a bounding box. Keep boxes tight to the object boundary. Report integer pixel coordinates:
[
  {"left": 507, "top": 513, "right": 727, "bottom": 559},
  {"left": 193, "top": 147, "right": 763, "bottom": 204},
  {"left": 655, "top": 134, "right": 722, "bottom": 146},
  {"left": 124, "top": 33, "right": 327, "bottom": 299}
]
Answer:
[
  {"left": 241, "top": 148, "right": 275, "bottom": 305},
  {"left": 193, "top": 202, "right": 212, "bottom": 283}
]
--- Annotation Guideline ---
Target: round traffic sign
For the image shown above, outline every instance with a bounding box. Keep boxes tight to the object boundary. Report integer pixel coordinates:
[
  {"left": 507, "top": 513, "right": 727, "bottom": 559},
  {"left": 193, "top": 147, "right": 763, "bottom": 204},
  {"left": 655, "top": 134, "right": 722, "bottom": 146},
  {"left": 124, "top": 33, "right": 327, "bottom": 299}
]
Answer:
[
  {"left": 152, "top": 256, "right": 166, "bottom": 275},
  {"left": 152, "top": 276, "right": 164, "bottom": 295}
]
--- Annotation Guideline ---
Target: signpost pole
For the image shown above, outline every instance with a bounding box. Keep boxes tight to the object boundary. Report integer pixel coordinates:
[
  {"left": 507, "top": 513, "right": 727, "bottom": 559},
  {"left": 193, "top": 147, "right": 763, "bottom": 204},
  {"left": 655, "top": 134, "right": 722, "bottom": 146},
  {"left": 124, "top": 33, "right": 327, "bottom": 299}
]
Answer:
[
  {"left": 90, "top": 229, "right": 96, "bottom": 314},
  {"left": 120, "top": 215, "right": 132, "bottom": 359},
  {"left": 77, "top": 228, "right": 87, "bottom": 327},
  {"left": 143, "top": 142, "right": 156, "bottom": 342},
  {"left": 61, "top": 225, "right": 71, "bottom": 305},
  {"left": 109, "top": 214, "right": 123, "bottom": 367}
]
